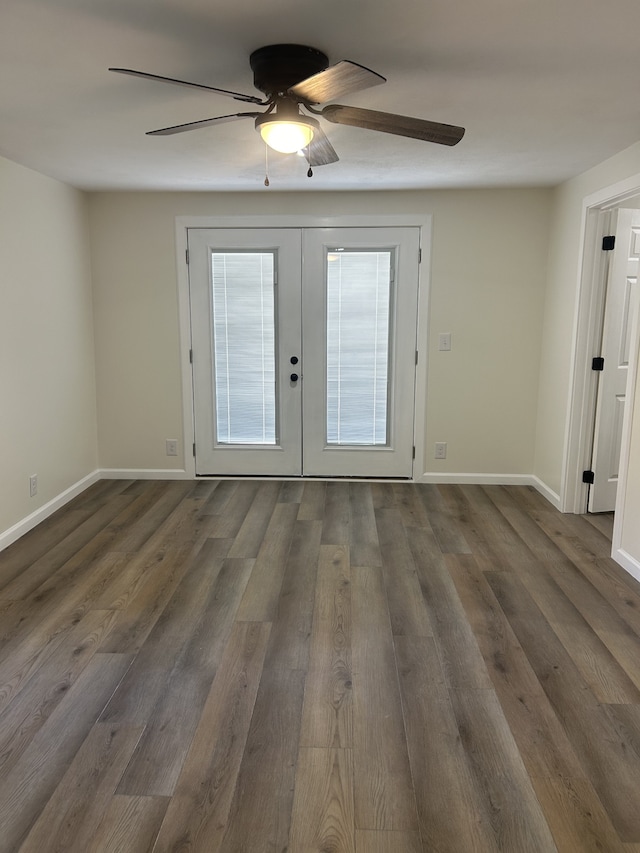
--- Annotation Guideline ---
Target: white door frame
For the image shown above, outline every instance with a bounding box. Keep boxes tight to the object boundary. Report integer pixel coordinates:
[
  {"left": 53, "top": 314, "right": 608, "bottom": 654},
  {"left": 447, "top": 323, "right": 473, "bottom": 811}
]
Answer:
[
  {"left": 175, "top": 213, "right": 432, "bottom": 480},
  {"left": 562, "top": 173, "right": 640, "bottom": 551}
]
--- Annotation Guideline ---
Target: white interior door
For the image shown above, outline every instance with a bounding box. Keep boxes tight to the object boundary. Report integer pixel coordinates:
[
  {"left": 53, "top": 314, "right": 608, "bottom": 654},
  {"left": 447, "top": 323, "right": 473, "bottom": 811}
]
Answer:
[
  {"left": 589, "top": 209, "right": 640, "bottom": 512},
  {"left": 189, "top": 226, "right": 419, "bottom": 478}
]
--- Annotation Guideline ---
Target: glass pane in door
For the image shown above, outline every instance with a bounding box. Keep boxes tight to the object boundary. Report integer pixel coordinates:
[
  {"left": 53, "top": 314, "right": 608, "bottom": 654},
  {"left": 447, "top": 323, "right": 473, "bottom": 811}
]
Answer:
[
  {"left": 211, "top": 251, "right": 276, "bottom": 444},
  {"left": 326, "top": 249, "right": 392, "bottom": 445}
]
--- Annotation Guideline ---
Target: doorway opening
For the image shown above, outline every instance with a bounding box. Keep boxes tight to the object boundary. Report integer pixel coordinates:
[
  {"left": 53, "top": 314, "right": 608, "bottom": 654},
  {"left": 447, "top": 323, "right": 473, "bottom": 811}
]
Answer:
[
  {"left": 563, "top": 185, "right": 640, "bottom": 548},
  {"left": 187, "top": 226, "right": 421, "bottom": 479}
]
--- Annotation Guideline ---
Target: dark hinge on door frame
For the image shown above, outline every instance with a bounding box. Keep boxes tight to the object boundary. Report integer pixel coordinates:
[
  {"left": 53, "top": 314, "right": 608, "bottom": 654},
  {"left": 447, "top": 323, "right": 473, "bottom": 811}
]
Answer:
[
  {"left": 592, "top": 356, "right": 604, "bottom": 371},
  {"left": 185, "top": 248, "right": 190, "bottom": 264},
  {"left": 193, "top": 442, "right": 196, "bottom": 458},
  {"left": 602, "top": 235, "right": 615, "bottom": 251},
  {"left": 582, "top": 470, "right": 595, "bottom": 484}
]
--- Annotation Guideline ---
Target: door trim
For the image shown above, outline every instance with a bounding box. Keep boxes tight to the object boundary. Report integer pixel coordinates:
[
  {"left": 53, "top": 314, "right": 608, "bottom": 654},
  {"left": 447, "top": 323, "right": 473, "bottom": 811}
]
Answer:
[
  {"left": 175, "top": 214, "right": 432, "bottom": 480},
  {"left": 563, "top": 174, "right": 640, "bottom": 578},
  {"left": 563, "top": 181, "right": 640, "bottom": 514}
]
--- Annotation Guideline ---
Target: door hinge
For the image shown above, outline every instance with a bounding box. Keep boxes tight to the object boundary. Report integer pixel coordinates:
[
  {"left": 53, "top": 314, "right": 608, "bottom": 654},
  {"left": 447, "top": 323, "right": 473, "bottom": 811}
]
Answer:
[
  {"left": 582, "top": 469, "right": 595, "bottom": 484},
  {"left": 592, "top": 356, "right": 604, "bottom": 371},
  {"left": 412, "top": 446, "right": 416, "bottom": 459},
  {"left": 185, "top": 248, "right": 190, "bottom": 264},
  {"left": 602, "top": 235, "right": 615, "bottom": 251},
  {"left": 189, "top": 348, "right": 193, "bottom": 364},
  {"left": 193, "top": 442, "right": 196, "bottom": 457},
  {"left": 415, "top": 350, "right": 419, "bottom": 365},
  {"left": 418, "top": 247, "right": 422, "bottom": 264}
]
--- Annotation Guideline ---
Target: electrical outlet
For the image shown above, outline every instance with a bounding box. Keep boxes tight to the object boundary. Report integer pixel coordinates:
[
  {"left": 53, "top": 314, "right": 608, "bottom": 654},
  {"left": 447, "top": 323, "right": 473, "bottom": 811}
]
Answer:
[
  {"left": 166, "top": 439, "right": 178, "bottom": 457},
  {"left": 29, "top": 474, "right": 38, "bottom": 497},
  {"left": 434, "top": 442, "right": 447, "bottom": 460}
]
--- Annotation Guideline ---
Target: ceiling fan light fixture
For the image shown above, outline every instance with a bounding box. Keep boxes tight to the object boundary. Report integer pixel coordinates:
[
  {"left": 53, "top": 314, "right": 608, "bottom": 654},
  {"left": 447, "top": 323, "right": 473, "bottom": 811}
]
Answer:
[{"left": 256, "top": 114, "right": 318, "bottom": 154}]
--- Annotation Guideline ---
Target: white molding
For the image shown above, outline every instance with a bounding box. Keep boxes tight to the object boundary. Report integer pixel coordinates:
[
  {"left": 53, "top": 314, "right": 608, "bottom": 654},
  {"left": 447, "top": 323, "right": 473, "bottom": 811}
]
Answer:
[
  {"left": 561, "top": 207, "right": 611, "bottom": 513},
  {"left": 0, "top": 470, "right": 101, "bottom": 552},
  {"left": 418, "top": 471, "right": 535, "bottom": 485},
  {"left": 584, "top": 172, "right": 640, "bottom": 209},
  {"left": 175, "top": 221, "right": 196, "bottom": 479},
  {"left": 530, "top": 476, "right": 562, "bottom": 509},
  {"left": 412, "top": 217, "right": 433, "bottom": 481},
  {"left": 612, "top": 548, "right": 640, "bottom": 584},
  {"left": 99, "top": 468, "right": 190, "bottom": 480},
  {"left": 416, "top": 471, "right": 560, "bottom": 505}
]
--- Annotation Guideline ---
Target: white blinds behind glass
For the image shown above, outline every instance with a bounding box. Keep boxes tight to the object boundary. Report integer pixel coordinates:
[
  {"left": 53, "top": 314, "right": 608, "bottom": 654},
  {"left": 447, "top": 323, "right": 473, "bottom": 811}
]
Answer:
[
  {"left": 211, "top": 252, "right": 276, "bottom": 444},
  {"left": 326, "top": 250, "right": 392, "bottom": 445}
]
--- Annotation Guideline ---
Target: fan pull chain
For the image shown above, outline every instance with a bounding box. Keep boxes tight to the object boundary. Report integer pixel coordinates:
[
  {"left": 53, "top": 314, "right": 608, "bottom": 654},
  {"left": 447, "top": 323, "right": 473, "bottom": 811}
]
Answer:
[
  {"left": 264, "top": 143, "right": 270, "bottom": 187},
  {"left": 307, "top": 144, "right": 313, "bottom": 178}
]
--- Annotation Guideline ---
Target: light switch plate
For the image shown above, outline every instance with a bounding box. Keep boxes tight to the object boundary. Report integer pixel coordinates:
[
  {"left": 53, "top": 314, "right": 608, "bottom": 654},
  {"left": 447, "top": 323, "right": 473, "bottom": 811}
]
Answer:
[{"left": 438, "top": 332, "right": 452, "bottom": 351}]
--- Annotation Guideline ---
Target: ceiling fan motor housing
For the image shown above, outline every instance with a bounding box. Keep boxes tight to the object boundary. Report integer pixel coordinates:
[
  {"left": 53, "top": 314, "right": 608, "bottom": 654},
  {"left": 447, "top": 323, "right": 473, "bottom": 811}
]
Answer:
[{"left": 249, "top": 44, "right": 329, "bottom": 96}]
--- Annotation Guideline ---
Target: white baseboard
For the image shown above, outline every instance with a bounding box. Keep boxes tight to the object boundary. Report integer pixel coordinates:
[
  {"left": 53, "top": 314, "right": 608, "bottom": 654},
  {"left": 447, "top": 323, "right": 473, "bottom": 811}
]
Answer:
[
  {"left": 99, "top": 468, "right": 190, "bottom": 480},
  {"left": 418, "top": 471, "right": 537, "bottom": 486},
  {"left": 529, "top": 476, "right": 562, "bottom": 510},
  {"left": 0, "top": 470, "right": 101, "bottom": 552},
  {"left": 612, "top": 548, "right": 640, "bottom": 584},
  {"left": 416, "top": 472, "right": 561, "bottom": 509}
]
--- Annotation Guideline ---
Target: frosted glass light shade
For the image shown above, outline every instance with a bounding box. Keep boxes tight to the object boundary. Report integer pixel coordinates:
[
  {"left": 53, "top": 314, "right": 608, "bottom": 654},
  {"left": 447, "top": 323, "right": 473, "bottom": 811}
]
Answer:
[{"left": 259, "top": 120, "right": 314, "bottom": 154}]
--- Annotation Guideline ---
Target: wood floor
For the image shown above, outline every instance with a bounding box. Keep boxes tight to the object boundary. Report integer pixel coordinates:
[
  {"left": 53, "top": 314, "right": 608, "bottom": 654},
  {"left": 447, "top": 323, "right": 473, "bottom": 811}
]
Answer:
[{"left": 0, "top": 479, "right": 639, "bottom": 852}]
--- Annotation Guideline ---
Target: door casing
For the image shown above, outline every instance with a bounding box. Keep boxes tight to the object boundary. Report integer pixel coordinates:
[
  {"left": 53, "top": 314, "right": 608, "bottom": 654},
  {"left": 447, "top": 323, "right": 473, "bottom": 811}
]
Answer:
[
  {"left": 564, "top": 192, "right": 640, "bottom": 517},
  {"left": 175, "top": 213, "right": 432, "bottom": 480}
]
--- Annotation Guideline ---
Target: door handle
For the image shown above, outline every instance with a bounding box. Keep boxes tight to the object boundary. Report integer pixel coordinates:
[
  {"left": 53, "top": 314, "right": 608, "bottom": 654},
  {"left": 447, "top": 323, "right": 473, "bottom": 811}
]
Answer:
[{"left": 290, "top": 373, "right": 299, "bottom": 382}]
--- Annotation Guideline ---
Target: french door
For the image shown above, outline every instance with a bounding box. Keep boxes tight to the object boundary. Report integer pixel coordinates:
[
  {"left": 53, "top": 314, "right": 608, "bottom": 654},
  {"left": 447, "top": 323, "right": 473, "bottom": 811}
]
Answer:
[{"left": 188, "top": 226, "right": 420, "bottom": 478}]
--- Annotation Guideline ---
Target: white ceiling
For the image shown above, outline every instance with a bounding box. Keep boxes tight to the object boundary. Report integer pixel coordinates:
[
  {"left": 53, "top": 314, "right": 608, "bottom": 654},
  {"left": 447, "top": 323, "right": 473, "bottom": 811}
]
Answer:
[{"left": 2, "top": 0, "right": 640, "bottom": 192}]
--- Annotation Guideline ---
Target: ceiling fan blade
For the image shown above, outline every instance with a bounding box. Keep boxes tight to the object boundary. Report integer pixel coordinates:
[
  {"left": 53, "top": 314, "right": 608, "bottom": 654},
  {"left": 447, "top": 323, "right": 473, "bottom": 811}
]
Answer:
[
  {"left": 289, "top": 60, "right": 385, "bottom": 104},
  {"left": 146, "top": 112, "right": 260, "bottom": 136},
  {"left": 321, "top": 104, "right": 465, "bottom": 146},
  {"left": 109, "top": 68, "right": 265, "bottom": 105},
  {"left": 304, "top": 125, "right": 339, "bottom": 166}
]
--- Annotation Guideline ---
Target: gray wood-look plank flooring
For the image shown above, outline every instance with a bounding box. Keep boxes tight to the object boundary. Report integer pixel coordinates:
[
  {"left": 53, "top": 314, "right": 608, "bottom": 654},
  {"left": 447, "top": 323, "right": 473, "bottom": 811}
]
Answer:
[{"left": 1, "top": 479, "right": 640, "bottom": 852}]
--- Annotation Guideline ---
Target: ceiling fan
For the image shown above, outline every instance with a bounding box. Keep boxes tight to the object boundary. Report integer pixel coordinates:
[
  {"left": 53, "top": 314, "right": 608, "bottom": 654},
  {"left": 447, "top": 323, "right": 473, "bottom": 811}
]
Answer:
[{"left": 109, "top": 44, "right": 465, "bottom": 170}]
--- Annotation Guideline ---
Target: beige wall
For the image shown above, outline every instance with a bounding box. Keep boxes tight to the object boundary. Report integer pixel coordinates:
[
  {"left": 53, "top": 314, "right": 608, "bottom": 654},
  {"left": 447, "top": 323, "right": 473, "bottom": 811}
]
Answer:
[
  {"left": 88, "top": 188, "right": 552, "bottom": 476},
  {"left": 0, "top": 156, "right": 98, "bottom": 537}
]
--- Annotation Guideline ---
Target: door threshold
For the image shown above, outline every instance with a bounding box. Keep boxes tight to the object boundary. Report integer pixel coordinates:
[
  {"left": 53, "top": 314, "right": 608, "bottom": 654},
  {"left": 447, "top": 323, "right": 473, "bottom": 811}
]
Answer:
[{"left": 195, "top": 474, "right": 413, "bottom": 482}]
